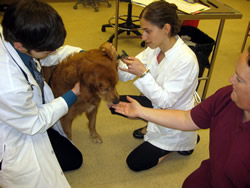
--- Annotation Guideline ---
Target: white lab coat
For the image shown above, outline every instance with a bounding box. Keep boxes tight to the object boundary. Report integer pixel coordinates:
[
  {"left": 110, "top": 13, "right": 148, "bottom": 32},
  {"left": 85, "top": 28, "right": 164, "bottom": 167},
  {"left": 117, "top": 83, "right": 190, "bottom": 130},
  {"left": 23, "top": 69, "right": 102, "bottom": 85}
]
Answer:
[
  {"left": 0, "top": 26, "right": 82, "bottom": 188},
  {"left": 119, "top": 36, "right": 199, "bottom": 151}
]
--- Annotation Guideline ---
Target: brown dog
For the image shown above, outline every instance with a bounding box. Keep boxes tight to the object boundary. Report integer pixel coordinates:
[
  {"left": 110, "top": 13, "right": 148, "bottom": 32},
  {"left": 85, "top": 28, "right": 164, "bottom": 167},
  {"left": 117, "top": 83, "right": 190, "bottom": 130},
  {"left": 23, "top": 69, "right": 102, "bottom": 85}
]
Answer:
[{"left": 43, "top": 42, "right": 119, "bottom": 143}]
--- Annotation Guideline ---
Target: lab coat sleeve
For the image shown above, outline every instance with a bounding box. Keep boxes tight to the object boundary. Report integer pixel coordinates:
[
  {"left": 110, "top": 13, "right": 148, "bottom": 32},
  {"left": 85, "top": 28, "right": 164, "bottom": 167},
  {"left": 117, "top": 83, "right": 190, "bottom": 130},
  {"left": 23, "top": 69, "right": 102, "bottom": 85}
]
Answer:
[
  {"left": 134, "top": 56, "right": 198, "bottom": 109},
  {"left": 0, "top": 84, "right": 68, "bottom": 135},
  {"left": 40, "top": 45, "right": 82, "bottom": 66},
  {"left": 0, "top": 59, "right": 69, "bottom": 135}
]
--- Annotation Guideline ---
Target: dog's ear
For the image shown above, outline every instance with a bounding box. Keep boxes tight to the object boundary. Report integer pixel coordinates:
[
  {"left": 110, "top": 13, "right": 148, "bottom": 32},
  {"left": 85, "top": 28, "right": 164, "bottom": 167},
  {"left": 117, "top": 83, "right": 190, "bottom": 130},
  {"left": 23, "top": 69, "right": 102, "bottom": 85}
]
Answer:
[{"left": 99, "top": 42, "right": 118, "bottom": 62}]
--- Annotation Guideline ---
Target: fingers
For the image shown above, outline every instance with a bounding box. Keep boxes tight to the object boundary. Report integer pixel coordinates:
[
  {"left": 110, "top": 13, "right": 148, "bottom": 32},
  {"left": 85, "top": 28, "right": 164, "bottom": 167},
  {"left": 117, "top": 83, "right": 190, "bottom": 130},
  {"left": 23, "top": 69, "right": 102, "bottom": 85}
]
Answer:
[
  {"left": 126, "top": 96, "right": 135, "bottom": 103},
  {"left": 126, "top": 96, "right": 141, "bottom": 106},
  {"left": 119, "top": 67, "right": 129, "bottom": 72},
  {"left": 123, "top": 58, "right": 144, "bottom": 69},
  {"left": 112, "top": 101, "right": 127, "bottom": 108},
  {"left": 72, "top": 81, "right": 81, "bottom": 96},
  {"left": 111, "top": 103, "right": 125, "bottom": 115},
  {"left": 119, "top": 61, "right": 136, "bottom": 72},
  {"left": 122, "top": 57, "right": 136, "bottom": 65},
  {"left": 120, "top": 58, "right": 146, "bottom": 76}
]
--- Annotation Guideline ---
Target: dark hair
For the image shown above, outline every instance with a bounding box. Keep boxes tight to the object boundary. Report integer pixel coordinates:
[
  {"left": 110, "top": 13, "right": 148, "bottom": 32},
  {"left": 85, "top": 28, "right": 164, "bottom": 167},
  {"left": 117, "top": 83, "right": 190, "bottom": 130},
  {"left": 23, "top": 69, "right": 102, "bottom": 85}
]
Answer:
[
  {"left": 2, "top": 0, "right": 66, "bottom": 52},
  {"left": 139, "top": 0, "right": 180, "bottom": 36}
]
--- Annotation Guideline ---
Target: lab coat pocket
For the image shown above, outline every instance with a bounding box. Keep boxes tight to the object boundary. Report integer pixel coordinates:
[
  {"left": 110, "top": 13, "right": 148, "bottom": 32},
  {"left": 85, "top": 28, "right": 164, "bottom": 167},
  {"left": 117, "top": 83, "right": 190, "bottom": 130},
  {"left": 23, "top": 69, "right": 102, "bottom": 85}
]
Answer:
[
  {"left": 2, "top": 144, "right": 18, "bottom": 169},
  {"left": 0, "top": 146, "right": 3, "bottom": 171},
  {"left": 1, "top": 142, "right": 42, "bottom": 187},
  {"left": 0, "top": 144, "right": 6, "bottom": 172},
  {"left": 2, "top": 143, "right": 38, "bottom": 176}
]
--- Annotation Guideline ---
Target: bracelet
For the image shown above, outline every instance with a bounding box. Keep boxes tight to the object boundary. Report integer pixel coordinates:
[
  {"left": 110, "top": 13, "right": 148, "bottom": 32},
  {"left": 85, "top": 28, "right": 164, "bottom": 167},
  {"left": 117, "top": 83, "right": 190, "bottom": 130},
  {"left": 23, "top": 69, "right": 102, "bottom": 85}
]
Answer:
[{"left": 139, "top": 69, "right": 150, "bottom": 78}]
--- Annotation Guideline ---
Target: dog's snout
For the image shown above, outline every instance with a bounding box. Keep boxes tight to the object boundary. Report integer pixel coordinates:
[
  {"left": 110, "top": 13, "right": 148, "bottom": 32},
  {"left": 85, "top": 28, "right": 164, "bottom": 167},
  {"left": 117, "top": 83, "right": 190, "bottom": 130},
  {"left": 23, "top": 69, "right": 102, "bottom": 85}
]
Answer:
[{"left": 112, "top": 97, "right": 120, "bottom": 104}]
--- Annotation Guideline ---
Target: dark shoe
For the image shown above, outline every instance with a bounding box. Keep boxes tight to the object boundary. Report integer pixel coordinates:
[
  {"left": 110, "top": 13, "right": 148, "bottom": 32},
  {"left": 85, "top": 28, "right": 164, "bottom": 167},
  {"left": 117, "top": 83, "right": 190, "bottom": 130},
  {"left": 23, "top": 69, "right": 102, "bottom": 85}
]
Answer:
[
  {"left": 177, "top": 149, "right": 194, "bottom": 156},
  {"left": 177, "top": 134, "right": 200, "bottom": 156},
  {"left": 133, "top": 126, "right": 147, "bottom": 139}
]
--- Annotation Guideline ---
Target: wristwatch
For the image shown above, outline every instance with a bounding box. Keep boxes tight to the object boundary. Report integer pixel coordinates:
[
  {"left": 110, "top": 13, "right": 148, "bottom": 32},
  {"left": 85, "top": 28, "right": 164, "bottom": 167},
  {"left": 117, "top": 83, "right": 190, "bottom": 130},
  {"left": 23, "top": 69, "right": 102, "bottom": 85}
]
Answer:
[{"left": 139, "top": 69, "right": 150, "bottom": 78}]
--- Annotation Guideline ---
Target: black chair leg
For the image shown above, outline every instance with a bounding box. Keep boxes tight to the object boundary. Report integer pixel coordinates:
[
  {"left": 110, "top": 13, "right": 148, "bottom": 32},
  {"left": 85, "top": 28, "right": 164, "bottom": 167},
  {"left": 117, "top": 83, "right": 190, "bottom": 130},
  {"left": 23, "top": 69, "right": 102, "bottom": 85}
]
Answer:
[
  {"left": 132, "top": 30, "right": 142, "bottom": 36},
  {"left": 108, "top": 30, "right": 126, "bottom": 43},
  {"left": 101, "top": 1, "right": 142, "bottom": 45},
  {"left": 102, "top": 24, "right": 113, "bottom": 32}
]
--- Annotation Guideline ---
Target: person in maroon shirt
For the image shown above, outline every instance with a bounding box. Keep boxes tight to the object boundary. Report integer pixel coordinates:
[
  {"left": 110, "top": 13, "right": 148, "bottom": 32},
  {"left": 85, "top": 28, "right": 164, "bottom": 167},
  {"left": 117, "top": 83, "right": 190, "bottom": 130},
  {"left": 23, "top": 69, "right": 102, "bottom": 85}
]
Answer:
[{"left": 112, "top": 47, "right": 250, "bottom": 188}]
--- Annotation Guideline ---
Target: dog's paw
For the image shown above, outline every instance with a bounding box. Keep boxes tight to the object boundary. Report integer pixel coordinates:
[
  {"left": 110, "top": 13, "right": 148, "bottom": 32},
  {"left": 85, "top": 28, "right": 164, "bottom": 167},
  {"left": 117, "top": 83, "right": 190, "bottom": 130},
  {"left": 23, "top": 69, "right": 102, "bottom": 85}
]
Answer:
[{"left": 91, "top": 135, "right": 103, "bottom": 144}]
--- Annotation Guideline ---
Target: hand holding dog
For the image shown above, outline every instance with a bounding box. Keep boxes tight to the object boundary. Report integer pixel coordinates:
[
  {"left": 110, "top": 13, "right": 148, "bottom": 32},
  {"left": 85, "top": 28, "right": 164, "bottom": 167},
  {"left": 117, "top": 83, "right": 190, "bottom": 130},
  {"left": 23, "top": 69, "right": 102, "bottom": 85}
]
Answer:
[
  {"left": 71, "top": 81, "right": 80, "bottom": 96},
  {"left": 120, "top": 57, "right": 146, "bottom": 77}
]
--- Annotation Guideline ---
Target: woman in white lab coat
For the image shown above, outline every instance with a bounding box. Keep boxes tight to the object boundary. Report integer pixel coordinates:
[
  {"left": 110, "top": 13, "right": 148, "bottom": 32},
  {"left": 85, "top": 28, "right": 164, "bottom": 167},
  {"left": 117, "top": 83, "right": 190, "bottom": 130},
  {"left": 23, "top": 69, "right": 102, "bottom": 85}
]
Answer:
[
  {"left": 110, "top": 1, "right": 199, "bottom": 171},
  {"left": 0, "top": 1, "right": 82, "bottom": 187}
]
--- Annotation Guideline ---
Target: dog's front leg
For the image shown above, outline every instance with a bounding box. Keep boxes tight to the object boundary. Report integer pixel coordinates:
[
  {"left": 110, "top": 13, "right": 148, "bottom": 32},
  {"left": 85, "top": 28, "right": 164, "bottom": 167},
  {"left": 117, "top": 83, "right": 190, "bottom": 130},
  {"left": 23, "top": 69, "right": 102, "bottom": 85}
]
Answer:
[{"left": 86, "top": 105, "right": 102, "bottom": 144}]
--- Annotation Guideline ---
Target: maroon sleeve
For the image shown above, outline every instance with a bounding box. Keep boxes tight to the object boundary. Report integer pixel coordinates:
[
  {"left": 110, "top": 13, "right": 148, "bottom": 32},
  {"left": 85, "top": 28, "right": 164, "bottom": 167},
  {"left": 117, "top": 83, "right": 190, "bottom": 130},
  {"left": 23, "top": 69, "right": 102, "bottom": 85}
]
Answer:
[
  {"left": 191, "top": 85, "right": 233, "bottom": 129},
  {"left": 191, "top": 95, "right": 214, "bottom": 129}
]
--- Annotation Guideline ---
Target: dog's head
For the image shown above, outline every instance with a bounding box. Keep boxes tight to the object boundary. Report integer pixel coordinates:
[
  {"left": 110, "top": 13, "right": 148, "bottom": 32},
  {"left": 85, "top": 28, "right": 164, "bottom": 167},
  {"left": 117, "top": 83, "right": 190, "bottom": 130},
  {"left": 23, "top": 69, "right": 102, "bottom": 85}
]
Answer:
[
  {"left": 78, "top": 42, "right": 119, "bottom": 105},
  {"left": 93, "top": 65, "right": 120, "bottom": 105}
]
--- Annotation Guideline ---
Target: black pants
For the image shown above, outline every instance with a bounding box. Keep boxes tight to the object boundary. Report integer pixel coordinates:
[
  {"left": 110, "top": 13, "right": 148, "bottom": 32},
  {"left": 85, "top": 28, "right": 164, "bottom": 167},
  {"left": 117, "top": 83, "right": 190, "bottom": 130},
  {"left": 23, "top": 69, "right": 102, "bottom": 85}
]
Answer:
[
  {"left": 110, "top": 95, "right": 170, "bottom": 171},
  {"left": 109, "top": 95, "right": 153, "bottom": 117},
  {"left": 47, "top": 128, "right": 83, "bottom": 172},
  {"left": 127, "top": 141, "right": 171, "bottom": 172}
]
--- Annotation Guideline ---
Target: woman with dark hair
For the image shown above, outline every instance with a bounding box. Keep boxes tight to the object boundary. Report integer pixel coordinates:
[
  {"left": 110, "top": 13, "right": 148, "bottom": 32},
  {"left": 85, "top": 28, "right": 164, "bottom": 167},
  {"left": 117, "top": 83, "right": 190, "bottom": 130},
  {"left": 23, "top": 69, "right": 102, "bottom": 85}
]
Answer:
[
  {"left": 110, "top": 0, "right": 199, "bottom": 171},
  {"left": 0, "top": 0, "right": 83, "bottom": 187}
]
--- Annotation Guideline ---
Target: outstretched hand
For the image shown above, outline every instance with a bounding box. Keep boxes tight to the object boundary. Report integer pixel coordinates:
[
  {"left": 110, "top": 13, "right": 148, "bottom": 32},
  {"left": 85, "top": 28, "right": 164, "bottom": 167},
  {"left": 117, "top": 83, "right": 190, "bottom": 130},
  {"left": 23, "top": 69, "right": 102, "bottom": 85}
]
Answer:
[{"left": 111, "top": 96, "right": 142, "bottom": 118}]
